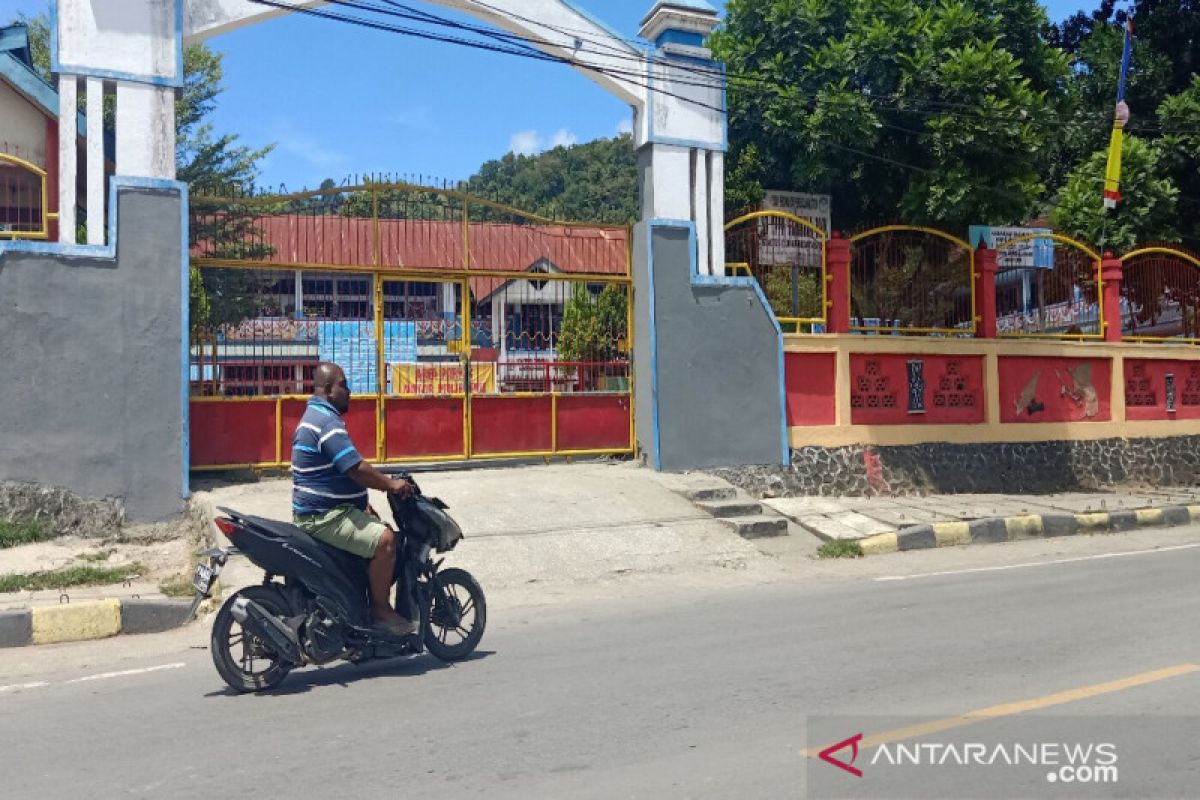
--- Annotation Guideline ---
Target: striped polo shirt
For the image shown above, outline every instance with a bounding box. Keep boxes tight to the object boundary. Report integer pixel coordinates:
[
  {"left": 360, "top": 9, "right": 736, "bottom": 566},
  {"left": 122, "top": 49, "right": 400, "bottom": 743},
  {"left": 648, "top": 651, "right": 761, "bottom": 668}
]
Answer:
[{"left": 291, "top": 396, "right": 368, "bottom": 515}]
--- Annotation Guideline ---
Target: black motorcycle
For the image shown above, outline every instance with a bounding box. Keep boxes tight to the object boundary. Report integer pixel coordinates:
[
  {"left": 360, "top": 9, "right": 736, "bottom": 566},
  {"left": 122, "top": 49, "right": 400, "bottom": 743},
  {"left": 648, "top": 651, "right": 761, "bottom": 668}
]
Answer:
[{"left": 190, "top": 477, "right": 486, "bottom": 693}]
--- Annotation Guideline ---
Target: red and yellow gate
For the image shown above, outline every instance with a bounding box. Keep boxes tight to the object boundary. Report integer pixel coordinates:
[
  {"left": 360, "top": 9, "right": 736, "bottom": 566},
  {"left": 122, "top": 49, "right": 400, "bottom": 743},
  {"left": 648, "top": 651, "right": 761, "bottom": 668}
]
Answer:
[{"left": 188, "top": 180, "right": 633, "bottom": 470}]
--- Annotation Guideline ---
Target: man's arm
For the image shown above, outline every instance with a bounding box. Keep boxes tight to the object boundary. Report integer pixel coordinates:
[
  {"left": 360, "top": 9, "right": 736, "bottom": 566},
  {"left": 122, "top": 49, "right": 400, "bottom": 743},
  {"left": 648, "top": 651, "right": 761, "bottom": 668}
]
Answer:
[{"left": 347, "top": 461, "right": 414, "bottom": 496}]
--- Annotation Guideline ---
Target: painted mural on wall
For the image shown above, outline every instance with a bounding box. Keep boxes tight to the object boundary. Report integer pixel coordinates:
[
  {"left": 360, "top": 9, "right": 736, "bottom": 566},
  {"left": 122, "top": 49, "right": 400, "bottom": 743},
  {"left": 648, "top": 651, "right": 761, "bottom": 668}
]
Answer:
[
  {"left": 1125, "top": 360, "right": 1200, "bottom": 421},
  {"left": 999, "top": 356, "right": 1111, "bottom": 423},
  {"left": 850, "top": 354, "right": 984, "bottom": 425}
]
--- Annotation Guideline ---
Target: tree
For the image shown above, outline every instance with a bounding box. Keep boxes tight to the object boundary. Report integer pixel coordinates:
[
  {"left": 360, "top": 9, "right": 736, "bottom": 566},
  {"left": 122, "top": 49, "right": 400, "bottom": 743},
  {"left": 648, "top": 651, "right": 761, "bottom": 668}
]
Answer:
[
  {"left": 556, "top": 284, "right": 628, "bottom": 365},
  {"left": 1157, "top": 76, "right": 1200, "bottom": 241},
  {"left": 710, "top": 0, "right": 1068, "bottom": 234},
  {"left": 1051, "top": 135, "right": 1179, "bottom": 252},
  {"left": 463, "top": 135, "right": 637, "bottom": 224}
]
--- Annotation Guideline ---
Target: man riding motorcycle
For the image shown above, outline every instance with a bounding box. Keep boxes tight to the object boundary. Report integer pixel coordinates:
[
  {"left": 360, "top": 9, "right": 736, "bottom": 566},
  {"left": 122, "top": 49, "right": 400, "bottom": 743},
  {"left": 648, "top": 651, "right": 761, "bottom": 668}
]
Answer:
[{"left": 290, "top": 361, "right": 416, "bottom": 635}]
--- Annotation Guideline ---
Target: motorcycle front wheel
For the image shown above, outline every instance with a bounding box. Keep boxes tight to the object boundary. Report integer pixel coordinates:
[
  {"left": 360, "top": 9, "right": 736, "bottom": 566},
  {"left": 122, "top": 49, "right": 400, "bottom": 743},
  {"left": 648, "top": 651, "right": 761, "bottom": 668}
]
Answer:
[
  {"left": 210, "top": 585, "right": 294, "bottom": 693},
  {"left": 424, "top": 567, "right": 486, "bottom": 662}
]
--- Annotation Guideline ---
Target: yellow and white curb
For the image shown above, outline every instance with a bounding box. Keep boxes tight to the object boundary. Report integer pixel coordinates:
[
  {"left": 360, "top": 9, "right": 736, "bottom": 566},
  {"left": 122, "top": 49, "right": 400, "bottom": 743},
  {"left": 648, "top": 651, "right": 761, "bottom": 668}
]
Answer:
[
  {"left": 0, "top": 598, "right": 196, "bottom": 648},
  {"left": 856, "top": 504, "right": 1200, "bottom": 555}
]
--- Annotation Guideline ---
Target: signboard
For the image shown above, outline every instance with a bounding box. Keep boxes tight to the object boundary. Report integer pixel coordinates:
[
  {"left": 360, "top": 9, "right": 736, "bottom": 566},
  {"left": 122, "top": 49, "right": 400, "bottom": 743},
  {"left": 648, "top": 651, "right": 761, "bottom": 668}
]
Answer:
[
  {"left": 969, "top": 226, "right": 1054, "bottom": 270},
  {"left": 759, "top": 190, "right": 832, "bottom": 267},
  {"left": 317, "top": 321, "right": 417, "bottom": 393},
  {"left": 392, "top": 364, "right": 495, "bottom": 396}
]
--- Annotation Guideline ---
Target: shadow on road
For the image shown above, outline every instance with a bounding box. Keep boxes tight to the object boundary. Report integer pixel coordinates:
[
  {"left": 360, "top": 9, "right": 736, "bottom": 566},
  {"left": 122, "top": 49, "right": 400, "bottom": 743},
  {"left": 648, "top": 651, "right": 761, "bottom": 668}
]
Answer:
[{"left": 202, "top": 650, "right": 495, "bottom": 697}]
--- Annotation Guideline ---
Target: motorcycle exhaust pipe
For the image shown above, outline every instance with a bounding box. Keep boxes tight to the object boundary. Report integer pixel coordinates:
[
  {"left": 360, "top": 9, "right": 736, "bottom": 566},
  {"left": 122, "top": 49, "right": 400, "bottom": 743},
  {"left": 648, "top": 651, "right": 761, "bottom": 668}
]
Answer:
[{"left": 231, "top": 597, "right": 305, "bottom": 665}]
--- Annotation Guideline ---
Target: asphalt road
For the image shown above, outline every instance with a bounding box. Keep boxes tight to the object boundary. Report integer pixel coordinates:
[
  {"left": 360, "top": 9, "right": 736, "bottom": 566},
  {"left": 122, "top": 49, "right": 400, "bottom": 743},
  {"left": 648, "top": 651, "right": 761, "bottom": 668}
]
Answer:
[{"left": 3, "top": 528, "right": 1200, "bottom": 799}]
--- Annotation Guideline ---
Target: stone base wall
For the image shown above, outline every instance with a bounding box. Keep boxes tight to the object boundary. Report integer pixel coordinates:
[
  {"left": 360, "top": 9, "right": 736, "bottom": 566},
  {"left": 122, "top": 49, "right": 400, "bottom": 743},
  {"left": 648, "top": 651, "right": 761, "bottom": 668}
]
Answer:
[{"left": 711, "top": 436, "right": 1200, "bottom": 497}]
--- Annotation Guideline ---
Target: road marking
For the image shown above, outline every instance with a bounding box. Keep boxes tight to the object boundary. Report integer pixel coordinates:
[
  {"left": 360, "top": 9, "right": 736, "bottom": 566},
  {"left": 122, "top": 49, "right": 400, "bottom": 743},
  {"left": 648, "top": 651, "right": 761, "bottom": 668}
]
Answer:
[
  {"left": 875, "top": 542, "right": 1200, "bottom": 582},
  {"left": 0, "top": 663, "right": 186, "bottom": 697},
  {"left": 66, "top": 663, "right": 186, "bottom": 683},
  {"left": 803, "top": 663, "right": 1200, "bottom": 757},
  {"left": 0, "top": 682, "right": 49, "bottom": 694}
]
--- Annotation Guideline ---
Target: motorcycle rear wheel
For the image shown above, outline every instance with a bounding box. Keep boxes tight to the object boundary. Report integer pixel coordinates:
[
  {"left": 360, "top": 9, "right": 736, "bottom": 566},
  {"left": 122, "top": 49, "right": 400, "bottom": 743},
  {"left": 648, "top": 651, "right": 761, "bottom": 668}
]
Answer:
[
  {"left": 211, "top": 585, "right": 294, "bottom": 693},
  {"left": 424, "top": 567, "right": 486, "bottom": 662}
]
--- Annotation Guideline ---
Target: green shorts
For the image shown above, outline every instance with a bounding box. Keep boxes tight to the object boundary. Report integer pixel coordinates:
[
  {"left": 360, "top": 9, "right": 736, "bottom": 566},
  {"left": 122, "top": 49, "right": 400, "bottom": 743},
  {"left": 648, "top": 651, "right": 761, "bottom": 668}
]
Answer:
[{"left": 293, "top": 504, "right": 387, "bottom": 559}]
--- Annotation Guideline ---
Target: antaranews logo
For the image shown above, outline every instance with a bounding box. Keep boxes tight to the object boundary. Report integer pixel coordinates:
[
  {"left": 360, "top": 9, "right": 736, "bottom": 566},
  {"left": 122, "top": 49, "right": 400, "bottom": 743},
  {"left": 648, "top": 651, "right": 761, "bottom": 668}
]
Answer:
[
  {"left": 818, "top": 733, "right": 864, "bottom": 778},
  {"left": 814, "top": 734, "right": 1119, "bottom": 785}
]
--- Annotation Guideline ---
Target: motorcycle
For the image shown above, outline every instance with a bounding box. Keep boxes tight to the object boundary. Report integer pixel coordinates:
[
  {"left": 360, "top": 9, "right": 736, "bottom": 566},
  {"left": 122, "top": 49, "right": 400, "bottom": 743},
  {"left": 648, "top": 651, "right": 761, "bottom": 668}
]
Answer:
[{"left": 189, "top": 476, "right": 486, "bottom": 693}]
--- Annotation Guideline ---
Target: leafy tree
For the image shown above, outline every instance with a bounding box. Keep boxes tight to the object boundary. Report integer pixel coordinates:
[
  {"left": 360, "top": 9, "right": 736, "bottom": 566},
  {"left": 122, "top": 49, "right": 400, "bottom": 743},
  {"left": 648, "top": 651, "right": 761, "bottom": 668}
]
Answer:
[
  {"left": 1051, "top": 134, "right": 1179, "bottom": 252},
  {"left": 1157, "top": 76, "right": 1200, "bottom": 241},
  {"left": 557, "top": 284, "right": 628, "bottom": 364},
  {"left": 763, "top": 268, "right": 822, "bottom": 322},
  {"left": 710, "top": 0, "right": 1068, "bottom": 234},
  {"left": 463, "top": 135, "right": 637, "bottom": 224}
]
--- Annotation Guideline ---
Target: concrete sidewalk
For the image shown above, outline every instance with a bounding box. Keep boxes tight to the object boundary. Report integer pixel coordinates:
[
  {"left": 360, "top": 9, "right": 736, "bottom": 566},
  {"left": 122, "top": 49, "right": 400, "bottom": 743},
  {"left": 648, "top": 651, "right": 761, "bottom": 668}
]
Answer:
[
  {"left": 192, "top": 461, "right": 769, "bottom": 598},
  {"left": 764, "top": 488, "right": 1200, "bottom": 542}
]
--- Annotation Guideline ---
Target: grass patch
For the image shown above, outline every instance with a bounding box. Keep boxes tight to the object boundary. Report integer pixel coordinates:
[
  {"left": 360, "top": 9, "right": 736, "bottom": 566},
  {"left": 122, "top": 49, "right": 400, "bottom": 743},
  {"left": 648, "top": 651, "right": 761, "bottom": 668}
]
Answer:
[
  {"left": 0, "top": 563, "right": 146, "bottom": 593},
  {"left": 77, "top": 550, "right": 112, "bottom": 563},
  {"left": 159, "top": 576, "right": 195, "bottom": 598},
  {"left": 817, "top": 539, "right": 864, "bottom": 559},
  {"left": 0, "top": 519, "right": 53, "bottom": 549}
]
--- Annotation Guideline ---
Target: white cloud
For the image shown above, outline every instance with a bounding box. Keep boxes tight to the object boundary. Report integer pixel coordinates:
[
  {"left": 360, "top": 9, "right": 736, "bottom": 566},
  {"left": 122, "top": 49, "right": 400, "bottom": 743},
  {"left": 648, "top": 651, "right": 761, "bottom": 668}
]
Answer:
[
  {"left": 616, "top": 117, "right": 633, "bottom": 135},
  {"left": 509, "top": 129, "right": 542, "bottom": 156},
  {"left": 549, "top": 128, "right": 577, "bottom": 148},
  {"left": 274, "top": 119, "right": 347, "bottom": 171},
  {"left": 509, "top": 127, "right": 578, "bottom": 156}
]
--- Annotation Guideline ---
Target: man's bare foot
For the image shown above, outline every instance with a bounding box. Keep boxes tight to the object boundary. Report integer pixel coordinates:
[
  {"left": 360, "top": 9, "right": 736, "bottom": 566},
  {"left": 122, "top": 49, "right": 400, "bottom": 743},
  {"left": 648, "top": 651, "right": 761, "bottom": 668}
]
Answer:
[{"left": 373, "top": 608, "right": 417, "bottom": 636}]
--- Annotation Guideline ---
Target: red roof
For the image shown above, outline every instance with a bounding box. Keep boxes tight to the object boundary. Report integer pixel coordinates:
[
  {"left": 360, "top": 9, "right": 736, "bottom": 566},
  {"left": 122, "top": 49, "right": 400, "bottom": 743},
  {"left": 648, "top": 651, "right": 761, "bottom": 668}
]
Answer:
[{"left": 192, "top": 214, "right": 628, "bottom": 298}]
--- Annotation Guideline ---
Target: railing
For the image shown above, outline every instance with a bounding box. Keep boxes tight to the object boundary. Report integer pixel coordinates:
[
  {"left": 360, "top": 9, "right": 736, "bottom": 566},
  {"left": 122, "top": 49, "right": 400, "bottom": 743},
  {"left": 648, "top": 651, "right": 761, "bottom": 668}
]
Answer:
[
  {"left": 995, "top": 233, "right": 1102, "bottom": 340},
  {"left": 0, "top": 153, "right": 49, "bottom": 240},
  {"left": 724, "top": 210, "right": 827, "bottom": 331},
  {"left": 1120, "top": 246, "right": 1200, "bottom": 343},
  {"left": 848, "top": 226, "right": 975, "bottom": 335}
]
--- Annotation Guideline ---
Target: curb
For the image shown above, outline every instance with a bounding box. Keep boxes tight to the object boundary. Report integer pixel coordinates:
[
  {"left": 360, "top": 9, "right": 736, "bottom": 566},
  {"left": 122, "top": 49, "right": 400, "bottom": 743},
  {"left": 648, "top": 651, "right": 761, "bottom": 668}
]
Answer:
[
  {"left": 858, "top": 504, "right": 1200, "bottom": 555},
  {"left": 0, "top": 598, "right": 197, "bottom": 648}
]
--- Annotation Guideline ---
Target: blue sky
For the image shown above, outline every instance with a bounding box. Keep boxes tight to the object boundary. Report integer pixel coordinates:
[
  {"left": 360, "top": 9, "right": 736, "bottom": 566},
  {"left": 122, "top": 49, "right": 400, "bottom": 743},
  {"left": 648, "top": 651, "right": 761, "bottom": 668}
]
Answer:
[{"left": 2, "top": 0, "right": 1093, "bottom": 191}]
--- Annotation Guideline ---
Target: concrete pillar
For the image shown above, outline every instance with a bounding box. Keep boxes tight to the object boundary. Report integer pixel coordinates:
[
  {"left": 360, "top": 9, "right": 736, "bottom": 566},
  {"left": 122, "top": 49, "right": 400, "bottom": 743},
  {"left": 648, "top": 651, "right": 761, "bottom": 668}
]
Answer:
[
  {"left": 708, "top": 150, "right": 725, "bottom": 274},
  {"left": 44, "top": 117, "right": 59, "bottom": 242},
  {"left": 825, "top": 234, "right": 851, "bottom": 334},
  {"left": 1102, "top": 252, "right": 1124, "bottom": 342},
  {"left": 85, "top": 77, "right": 104, "bottom": 245},
  {"left": 115, "top": 83, "right": 175, "bottom": 179},
  {"left": 691, "top": 149, "right": 709, "bottom": 276},
  {"left": 57, "top": 74, "right": 77, "bottom": 244},
  {"left": 975, "top": 247, "right": 998, "bottom": 339}
]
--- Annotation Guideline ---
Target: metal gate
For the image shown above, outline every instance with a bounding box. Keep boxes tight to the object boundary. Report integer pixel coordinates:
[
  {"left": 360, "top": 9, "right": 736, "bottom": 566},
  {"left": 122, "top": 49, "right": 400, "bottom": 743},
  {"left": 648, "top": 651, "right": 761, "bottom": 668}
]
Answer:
[{"left": 187, "top": 180, "right": 633, "bottom": 470}]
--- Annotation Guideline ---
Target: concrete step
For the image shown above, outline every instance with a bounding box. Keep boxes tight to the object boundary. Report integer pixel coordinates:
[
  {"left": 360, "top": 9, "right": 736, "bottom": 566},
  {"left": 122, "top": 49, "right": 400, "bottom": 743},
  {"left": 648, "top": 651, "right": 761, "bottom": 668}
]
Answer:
[
  {"left": 696, "top": 499, "right": 763, "bottom": 518},
  {"left": 719, "top": 515, "right": 789, "bottom": 539},
  {"left": 684, "top": 486, "right": 737, "bottom": 502}
]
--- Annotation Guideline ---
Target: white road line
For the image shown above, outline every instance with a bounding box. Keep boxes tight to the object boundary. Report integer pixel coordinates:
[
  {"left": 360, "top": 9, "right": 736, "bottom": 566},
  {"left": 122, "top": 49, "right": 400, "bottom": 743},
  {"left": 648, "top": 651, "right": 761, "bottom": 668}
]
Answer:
[
  {"left": 66, "top": 663, "right": 186, "bottom": 683},
  {"left": 0, "top": 682, "right": 49, "bottom": 693},
  {"left": 876, "top": 542, "right": 1200, "bottom": 582},
  {"left": 0, "top": 662, "right": 187, "bottom": 696}
]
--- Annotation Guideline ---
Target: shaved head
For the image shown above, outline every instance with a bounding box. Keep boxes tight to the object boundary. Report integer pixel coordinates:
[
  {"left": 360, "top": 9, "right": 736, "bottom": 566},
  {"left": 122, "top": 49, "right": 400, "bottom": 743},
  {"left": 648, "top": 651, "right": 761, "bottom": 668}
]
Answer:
[
  {"left": 314, "top": 362, "right": 344, "bottom": 390},
  {"left": 313, "top": 362, "right": 350, "bottom": 412}
]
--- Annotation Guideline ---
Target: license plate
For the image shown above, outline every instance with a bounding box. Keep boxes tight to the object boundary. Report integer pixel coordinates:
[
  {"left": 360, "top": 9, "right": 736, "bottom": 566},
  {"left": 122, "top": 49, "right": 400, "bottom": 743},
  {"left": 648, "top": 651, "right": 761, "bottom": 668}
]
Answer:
[{"left": 192, "top": 563, "right": 215, "bottom": 595}]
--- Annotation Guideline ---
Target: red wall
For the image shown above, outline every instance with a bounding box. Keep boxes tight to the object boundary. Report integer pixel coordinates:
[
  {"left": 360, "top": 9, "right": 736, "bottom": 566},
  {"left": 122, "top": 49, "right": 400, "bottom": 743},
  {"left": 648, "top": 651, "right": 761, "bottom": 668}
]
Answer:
[
  {"left": 998, "top": 356, "right": 1111, "bottom": 423},
  {"left": 785, "top": 352, "right": 837, "bottom": 426},
  {"left": 190, "top": 400, "right": 277, "bottom": 467},
  {"left": 849, "top": 354, "right": 985, "bottom": 425},
  {"left": 471, "top": 396, "right": 553, "bottom": 454},
  {"left": 556, "top": 395, "right": 631, "bottom": 451},
  {"left": 1124, "top": 359, "right": 1200, "bottom": 421},
  {"left": 385, "top": 398, "right": 465, "bottom": 458}
]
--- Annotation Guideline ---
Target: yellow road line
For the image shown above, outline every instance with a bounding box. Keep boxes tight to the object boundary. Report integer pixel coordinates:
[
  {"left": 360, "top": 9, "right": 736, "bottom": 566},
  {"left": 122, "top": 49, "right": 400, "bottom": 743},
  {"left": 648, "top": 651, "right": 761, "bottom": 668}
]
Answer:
[{"left": 803, "top": 663, "right": 1199, "bottom": 757}]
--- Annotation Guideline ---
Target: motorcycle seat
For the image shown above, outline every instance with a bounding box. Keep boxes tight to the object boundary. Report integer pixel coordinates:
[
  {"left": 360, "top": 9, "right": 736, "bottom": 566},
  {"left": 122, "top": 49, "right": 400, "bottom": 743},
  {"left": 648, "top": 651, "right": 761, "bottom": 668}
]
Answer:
[{"left": 220, "top": 508, "right": 373, "bottom": 572}]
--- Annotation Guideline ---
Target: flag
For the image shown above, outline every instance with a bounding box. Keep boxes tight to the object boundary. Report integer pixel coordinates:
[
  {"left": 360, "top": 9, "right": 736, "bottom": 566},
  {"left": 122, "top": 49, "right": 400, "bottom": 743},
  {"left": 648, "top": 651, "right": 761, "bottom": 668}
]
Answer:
[{"left": 1103, "top": 20, "right": 1133, "bottom": 210}]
